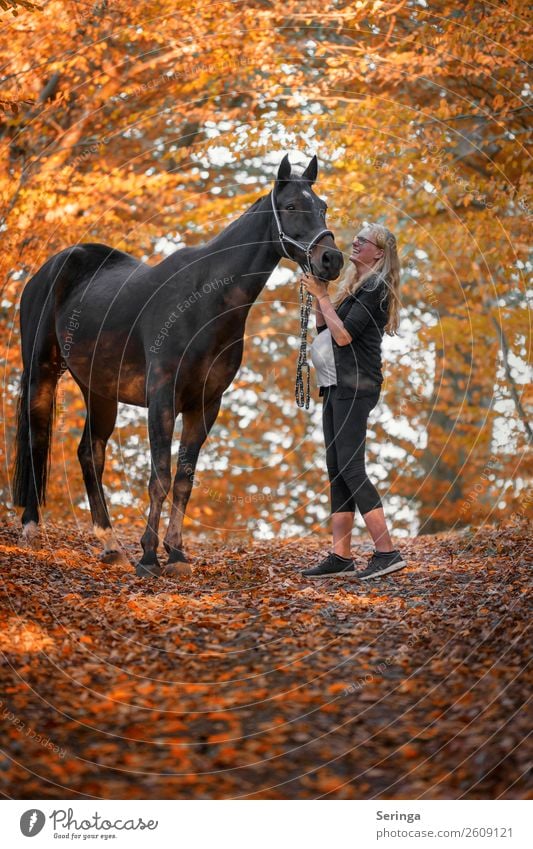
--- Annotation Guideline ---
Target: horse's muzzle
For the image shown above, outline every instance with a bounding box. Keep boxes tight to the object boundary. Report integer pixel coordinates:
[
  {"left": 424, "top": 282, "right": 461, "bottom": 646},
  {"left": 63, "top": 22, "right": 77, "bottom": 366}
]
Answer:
[{"left": 312, "top": 241, "right": 344, "bottom": 280}]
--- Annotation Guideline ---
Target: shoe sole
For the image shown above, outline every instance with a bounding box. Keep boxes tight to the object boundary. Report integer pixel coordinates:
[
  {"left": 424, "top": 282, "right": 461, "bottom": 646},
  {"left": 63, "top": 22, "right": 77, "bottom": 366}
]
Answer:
[
  {"left": 358, "top": 560, "right": 407, "bottom": 580},
  {"left": 301, "top": 570, "right": 356, "bottom": 579}
]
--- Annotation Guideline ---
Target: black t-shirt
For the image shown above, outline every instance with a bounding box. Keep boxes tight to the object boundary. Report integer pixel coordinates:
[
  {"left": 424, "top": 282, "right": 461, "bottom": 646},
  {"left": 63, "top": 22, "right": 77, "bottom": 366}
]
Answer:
[
  {"left": 339, "top": 275, "right": 389, "bottom": 383},
  {"left": 317, "top": 275, "right": 389, "bottom": 394}
]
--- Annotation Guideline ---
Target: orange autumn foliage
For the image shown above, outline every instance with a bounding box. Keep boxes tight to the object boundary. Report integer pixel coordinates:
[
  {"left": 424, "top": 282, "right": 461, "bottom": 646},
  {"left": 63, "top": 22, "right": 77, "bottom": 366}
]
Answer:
[{"left": 0, "top": 0, "right": 530, "bottom": 540}]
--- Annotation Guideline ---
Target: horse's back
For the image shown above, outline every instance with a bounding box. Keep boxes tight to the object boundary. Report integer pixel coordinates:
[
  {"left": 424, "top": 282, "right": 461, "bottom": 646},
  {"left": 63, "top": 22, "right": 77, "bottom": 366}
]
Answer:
[
  {"left": 21, "top": 242, "right": 148, "bottom": 312},
  {"left": 73, "top": 242, "right": 145, "bottom": 270},
  {"left": 19, "top": 245, "right": 95, "bottom": 366},
  {"left": 55, "top": 242, "right": 148, "bottom": 300},
  {"left": 51, "top": 242, "right": 154, "bottom": 337}
]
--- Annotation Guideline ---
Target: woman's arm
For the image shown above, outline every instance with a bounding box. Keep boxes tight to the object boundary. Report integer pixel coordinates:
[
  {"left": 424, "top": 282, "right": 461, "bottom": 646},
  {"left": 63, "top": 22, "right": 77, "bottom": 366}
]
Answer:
[
  {"left": 316, "top": 292, "right": 352, "bottom": 346},
  {"left": 301, "top": 272, "right": 352, "bottom": 346},
  {"left": 303, "top": 273, "right": 386, "bottom": 345},
  {"left": 315, "top": 297, "right": 327, "bottom": 332}
]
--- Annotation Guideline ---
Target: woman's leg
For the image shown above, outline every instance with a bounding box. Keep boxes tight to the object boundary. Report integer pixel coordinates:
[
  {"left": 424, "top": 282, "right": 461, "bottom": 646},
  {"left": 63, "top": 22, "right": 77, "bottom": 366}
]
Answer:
[
  {"left": 323, "top": 389, "right": 355, "bottom": 557},
  {"left": 330, "top": 392, "right": 407, "bottom": 578},
  {"left": 332, "top": 391, "right": 386, "bottom": 531},
  {"left": 361, "top": 506, "right": 394, "bottom": 552},
  {"left": 332, "top": 511, "right": 354, "bottom": 558}
]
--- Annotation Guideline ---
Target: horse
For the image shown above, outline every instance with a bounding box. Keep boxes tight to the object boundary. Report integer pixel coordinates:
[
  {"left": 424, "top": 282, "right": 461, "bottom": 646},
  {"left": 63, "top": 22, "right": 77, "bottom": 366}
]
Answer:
[{"left": 13, "top": 153, "right": 343, "bottom": 577}]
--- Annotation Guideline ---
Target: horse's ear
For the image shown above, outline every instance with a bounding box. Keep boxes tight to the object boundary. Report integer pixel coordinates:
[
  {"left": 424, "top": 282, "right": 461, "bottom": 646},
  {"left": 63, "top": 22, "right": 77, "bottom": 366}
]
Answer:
[
  {"left": 276, "top": 153, "right": 292, "bottom": 184},
  {"left": 301, "top": 154, "right": 318, "bottom": 185}
]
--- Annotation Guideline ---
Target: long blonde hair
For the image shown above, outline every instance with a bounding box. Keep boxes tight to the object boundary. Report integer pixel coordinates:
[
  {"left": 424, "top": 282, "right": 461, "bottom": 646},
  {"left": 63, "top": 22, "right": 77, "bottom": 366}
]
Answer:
[{"left": 331, "top": 223, "right": 401, "bottom": 335}]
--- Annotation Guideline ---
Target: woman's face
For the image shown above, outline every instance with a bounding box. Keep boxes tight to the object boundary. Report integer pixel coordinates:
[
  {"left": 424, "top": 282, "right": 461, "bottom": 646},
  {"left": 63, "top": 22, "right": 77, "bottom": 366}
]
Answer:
[{"left": 349, "top": 229, "right": 384, "bottom": 271}]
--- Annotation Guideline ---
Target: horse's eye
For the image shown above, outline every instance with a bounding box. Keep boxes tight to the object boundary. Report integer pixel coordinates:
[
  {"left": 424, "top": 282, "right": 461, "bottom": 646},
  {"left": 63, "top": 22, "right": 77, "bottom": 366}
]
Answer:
[{"left": 286, "top": 204, "right": 296, "bottom": 211}]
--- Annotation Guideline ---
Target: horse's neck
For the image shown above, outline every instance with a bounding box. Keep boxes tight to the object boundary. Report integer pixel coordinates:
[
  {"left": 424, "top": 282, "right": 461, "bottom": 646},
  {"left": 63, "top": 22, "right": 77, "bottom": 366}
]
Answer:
[
  {"left": 223, "top": 209, "right": 280, "bottom": 311},
  {"left": 207, "top": 193, "right": 281, "bottom": 308},
  {"left": 162, "top": 194, "right": 280, "bottom": 310}
]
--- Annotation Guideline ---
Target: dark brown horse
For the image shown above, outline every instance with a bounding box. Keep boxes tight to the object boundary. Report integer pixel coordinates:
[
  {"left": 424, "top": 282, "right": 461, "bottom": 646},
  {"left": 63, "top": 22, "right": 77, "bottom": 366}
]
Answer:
[{"left": 13, "top": 154, "right": 343, "bottom": 577}]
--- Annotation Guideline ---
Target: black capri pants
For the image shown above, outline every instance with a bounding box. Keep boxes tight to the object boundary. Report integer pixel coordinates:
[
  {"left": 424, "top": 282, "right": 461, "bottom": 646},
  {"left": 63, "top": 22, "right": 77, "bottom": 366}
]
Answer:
[{"left": 322, "top": 385, "right": 383, "bottom": 517}]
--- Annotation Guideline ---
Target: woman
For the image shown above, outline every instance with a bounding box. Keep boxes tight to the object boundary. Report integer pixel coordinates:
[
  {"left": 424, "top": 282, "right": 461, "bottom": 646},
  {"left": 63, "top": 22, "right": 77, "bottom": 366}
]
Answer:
[{"left": 301, "top": 223, "right": 407, "bottom": 580}]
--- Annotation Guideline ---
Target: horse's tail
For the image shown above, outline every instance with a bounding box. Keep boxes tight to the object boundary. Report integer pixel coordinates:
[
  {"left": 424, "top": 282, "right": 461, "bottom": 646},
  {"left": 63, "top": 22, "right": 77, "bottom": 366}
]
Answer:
[
  {"left": 12, "top": 367, "right": 51, "bottom": 507},
  {"left": 13, "top": 258, "right": 62, "bottom": 511},
  {"left": 12, "top": 368, "right": 29, "bottom": 506}
]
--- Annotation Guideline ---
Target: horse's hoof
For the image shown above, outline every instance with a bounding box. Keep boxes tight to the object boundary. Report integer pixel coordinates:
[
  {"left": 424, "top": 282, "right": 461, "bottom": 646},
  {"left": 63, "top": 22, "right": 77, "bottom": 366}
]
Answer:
[
  {"left": 162, "top": 561, "right": 193, "bottom": 577},
  {"left": 100, "top": 550, "right": 130, "bottom": 566},
  {"left": 134, "top": 561, "right": 162, "bottom": 578},
  {"left": 21, "top": 521, "right": 39, "bottom": 548}
]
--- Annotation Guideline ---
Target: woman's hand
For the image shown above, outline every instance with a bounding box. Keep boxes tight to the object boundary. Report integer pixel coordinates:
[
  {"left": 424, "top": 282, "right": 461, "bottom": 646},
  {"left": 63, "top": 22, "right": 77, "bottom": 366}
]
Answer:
[{"left": 300, "top": 271, "right": 328, "bottom": 300}]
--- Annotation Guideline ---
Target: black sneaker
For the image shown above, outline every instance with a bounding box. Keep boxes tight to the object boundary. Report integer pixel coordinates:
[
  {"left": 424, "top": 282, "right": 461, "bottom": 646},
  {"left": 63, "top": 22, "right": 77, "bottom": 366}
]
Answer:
[
  {"left": 357, "top": 549, "right": 407, "bottom": 580},
  {"left": 301, "top": 552, "right": 356, "bottom": 578}
]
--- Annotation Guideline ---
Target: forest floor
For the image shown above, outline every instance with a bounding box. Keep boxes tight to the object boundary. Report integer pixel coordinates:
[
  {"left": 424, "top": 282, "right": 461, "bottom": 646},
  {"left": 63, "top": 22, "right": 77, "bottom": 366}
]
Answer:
[{"left": 0, "top": 518, "right": 531, "bottom": 800}]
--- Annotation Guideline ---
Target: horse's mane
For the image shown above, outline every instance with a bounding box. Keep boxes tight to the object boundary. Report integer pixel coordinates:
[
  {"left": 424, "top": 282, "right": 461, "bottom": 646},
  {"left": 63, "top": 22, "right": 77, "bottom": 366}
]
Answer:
[
  {"left": 205, "top": 193, "right": 269, "bottom": 247},
  {"left": 156, "top": 192, "right": 271, "bottom": 272}
]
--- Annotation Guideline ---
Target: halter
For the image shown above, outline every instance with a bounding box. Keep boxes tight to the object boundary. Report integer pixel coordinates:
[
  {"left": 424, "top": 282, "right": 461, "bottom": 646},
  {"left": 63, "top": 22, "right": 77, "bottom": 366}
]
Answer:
[
  {"left": 270, "top": 188, "right": 334, "bottom": 409},
  {"left": 270, "top": 188, "right": 333, "bottom": 275}
]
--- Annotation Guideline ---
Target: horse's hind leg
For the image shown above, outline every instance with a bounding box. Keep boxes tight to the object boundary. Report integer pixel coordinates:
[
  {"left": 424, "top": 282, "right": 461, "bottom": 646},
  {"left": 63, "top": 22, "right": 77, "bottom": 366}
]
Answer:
[
  {"left": 135, "top": 390, "right": 176, "bottom": 578},
  {"left": 77, "top": 392, "right": 126, "bottom": 565}
]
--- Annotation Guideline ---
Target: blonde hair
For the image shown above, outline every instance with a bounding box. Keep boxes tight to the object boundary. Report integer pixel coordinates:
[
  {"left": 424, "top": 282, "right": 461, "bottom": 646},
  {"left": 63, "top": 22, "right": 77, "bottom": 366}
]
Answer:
[{"left": 331, "top": 223, "right": 401, "bottom": 335}]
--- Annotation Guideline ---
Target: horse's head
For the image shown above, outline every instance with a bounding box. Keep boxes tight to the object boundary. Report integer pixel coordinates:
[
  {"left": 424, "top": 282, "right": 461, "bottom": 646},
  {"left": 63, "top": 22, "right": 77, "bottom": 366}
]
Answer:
[{"left": 271, "top": 154, "right": 344, "bottom": 281}]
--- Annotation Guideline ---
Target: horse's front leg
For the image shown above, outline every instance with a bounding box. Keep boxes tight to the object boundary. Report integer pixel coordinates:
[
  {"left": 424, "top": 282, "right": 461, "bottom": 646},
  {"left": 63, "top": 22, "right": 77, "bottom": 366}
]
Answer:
[
  {"left": 135, "top": 393, "right": 176, "bottom": 578},
  {"left": 163, "top": 397, "right": 222, "bottom": 577}
]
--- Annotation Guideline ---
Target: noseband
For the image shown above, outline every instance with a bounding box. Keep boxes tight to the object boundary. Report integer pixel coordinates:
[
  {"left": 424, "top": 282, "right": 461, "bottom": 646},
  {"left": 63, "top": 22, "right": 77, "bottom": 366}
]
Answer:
[{"left": 270, "top": 189, "right": 334, "bottom": 409}]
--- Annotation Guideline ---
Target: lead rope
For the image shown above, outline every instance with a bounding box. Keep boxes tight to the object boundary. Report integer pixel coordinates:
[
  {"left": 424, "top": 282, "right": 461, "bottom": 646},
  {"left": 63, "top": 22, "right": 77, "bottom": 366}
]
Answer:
[
  {"left": 295, "top": 276, "right": 314, "bottom": 409},
  {"left": 269, "top": 189, "right": 333, "bottom": 410}
]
